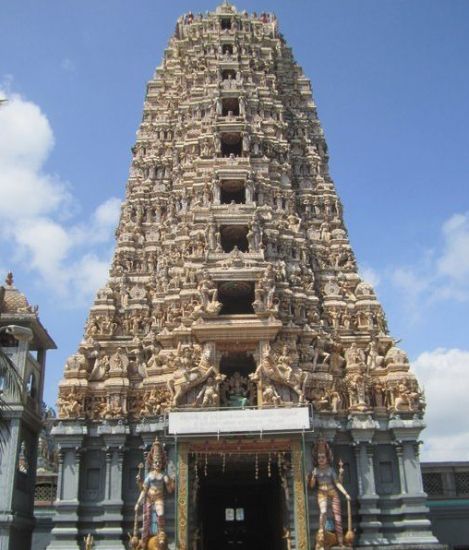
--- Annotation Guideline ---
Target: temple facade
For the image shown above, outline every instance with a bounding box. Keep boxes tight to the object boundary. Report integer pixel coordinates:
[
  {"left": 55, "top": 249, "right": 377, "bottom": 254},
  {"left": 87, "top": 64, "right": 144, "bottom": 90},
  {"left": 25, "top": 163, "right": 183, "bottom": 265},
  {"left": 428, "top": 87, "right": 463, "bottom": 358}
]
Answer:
[{"left": 49, "top": 3, "right": 441, "bottom": 549}]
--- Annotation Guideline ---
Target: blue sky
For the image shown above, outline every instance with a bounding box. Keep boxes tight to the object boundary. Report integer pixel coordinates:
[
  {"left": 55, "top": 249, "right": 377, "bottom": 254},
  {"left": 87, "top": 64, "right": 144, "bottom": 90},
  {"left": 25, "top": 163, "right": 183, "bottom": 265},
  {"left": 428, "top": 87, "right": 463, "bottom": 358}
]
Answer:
[{"left": 1, "top": 0, "right": 468, "bottom": 461}]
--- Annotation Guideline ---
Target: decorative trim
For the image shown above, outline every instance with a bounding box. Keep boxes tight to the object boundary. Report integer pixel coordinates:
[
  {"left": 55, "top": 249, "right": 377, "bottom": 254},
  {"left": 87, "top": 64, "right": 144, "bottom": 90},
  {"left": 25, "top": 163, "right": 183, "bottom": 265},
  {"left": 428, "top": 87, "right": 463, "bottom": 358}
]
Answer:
[
  {"left": 177, "top": 443, "right": 189, "bottom": 550},
  {"left": 292, "top": 439, "right": 309, "bottom": 550}
]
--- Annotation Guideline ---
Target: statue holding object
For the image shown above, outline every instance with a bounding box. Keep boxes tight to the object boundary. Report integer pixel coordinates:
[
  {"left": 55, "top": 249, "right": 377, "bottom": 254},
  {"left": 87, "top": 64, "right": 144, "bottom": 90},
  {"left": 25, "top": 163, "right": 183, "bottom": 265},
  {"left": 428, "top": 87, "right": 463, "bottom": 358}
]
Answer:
[
  {"left": 133, "top": 438, "right": 175, "bottom": 550},
  {"left": 308, "top": 439, "right": 354, "bottom": 549}
]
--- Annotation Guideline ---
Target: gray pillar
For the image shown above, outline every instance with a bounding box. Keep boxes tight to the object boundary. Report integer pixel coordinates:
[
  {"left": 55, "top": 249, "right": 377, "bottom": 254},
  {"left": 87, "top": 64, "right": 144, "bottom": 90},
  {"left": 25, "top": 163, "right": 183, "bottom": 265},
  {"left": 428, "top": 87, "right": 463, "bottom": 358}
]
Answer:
[
  {"left": 389, "top": 420, "right": 440, "bottom": 545},
  {"left": 0, "top": 419, "right": 21, "bottom": 550},
  {"left": 395, "top": 442, "right": 407, "bottom": 495},
  {"left": 93, "top": 424, "right": 129, "bottom": 548},
  {"left": 349, "top": 414, "right": 384, "bottom": 545},
  {"left": 47, "top": 423, "right": 87, "bottom": 550},
  {"left": 352, "top": 442, "right": 384, "bottom": 545},
  {"left": 403, "top": 441, "right": 425, "bottom": 495}
]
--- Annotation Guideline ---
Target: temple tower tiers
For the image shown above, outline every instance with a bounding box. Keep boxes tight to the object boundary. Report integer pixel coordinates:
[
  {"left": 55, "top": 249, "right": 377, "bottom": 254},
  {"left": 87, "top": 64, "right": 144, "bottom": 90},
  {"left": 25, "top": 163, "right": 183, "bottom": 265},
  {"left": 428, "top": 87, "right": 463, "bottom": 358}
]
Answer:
[{"left": 50, "top": 3, "right": 441, "bottom": 550}]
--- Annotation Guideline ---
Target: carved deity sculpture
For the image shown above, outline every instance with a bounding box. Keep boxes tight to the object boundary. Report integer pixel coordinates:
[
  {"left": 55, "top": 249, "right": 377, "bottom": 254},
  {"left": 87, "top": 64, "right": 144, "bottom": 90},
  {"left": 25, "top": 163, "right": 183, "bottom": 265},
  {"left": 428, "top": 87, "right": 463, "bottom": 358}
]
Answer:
[
  {"left": 134, "top": 438, "right": 175, "bottom": 549},
  {"left": 57, "top": 387, "right": 82, "bottom": 418},
  {"left": 344, "top": 343, "right": 365, "bottom": 368},
  {"left": 197, "top": 270, "right": 221, "bottom": 314},
  {"left": 167, "top": 344, "right": 219, "bottom": 407},
  {"left": 308, "top": 440, "right": 354, "bottom": 549}
]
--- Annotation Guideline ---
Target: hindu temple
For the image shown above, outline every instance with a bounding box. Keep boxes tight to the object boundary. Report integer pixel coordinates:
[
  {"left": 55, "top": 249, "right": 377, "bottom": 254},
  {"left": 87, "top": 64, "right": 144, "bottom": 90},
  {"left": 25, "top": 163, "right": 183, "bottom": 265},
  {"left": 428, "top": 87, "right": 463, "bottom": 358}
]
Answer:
[{"left": 48, "top": 3, "right": 442, "bottom": 549}]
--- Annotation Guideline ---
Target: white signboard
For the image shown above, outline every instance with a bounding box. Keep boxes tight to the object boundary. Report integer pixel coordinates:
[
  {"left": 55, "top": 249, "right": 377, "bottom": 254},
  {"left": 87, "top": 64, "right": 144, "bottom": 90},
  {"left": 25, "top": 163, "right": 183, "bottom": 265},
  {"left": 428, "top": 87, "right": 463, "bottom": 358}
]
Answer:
[{"left": 168, "top": 407, "right": 311, "bottom": 435}]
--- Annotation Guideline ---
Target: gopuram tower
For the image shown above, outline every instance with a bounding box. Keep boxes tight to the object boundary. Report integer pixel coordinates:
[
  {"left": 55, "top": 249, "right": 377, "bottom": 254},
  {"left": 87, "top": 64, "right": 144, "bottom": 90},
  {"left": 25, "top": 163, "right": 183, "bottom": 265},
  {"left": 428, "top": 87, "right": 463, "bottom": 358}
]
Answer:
[{"left": 49, "top": 3, "right": 441, "bottom": 550}]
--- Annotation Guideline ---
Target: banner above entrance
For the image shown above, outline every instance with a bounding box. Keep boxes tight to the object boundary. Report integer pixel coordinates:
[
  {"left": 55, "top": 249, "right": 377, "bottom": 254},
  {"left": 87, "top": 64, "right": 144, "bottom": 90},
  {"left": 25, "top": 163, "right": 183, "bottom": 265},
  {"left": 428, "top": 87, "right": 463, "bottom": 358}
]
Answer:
[{"left": 168, "top": 406, "right": 312, "bottom": 435}]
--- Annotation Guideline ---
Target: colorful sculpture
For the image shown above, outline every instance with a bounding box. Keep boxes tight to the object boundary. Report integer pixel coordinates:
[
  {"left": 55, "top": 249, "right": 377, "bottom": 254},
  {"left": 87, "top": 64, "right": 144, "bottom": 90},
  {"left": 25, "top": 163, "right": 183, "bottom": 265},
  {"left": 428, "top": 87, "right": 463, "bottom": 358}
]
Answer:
[
  {"left": 308, "top": 439, "right": 354, "bottom": 549},
  {"left": 134, "top": 438, "right": 175, "bottom": 549}
]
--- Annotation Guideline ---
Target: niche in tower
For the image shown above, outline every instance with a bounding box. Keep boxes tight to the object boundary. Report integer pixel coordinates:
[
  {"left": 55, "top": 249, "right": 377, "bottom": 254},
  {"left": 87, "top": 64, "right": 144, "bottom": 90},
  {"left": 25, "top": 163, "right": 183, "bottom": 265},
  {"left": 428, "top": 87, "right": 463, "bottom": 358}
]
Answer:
[
  {"left": 222, "top": 44, "right": 233, "bottom": 56},
  {"left": 220, "top": 352, "right": 256, "bottom": 378},
  {"left": 220, "top": 225, "right": 249, "bottom": 252},
  {"left": 218, "top": 281, "right": 255, "bottom": 315},
  {"left": 221, "top": 132, "right": 242, "bottom": 157},
  {"left": 220, "top": 179, "right": 245, "bottom": 204},
  {"left": 222, "top": 69, "right": 236, "bottom": 81},
  {"left": 219, "top": 352, "right": 257, "bottom": 407},
  {"left": 222, "top": 97, "right": 240, "bottom": 117},
  {"left": 220, "top": 17, "right": 232, "bottom": 30}
]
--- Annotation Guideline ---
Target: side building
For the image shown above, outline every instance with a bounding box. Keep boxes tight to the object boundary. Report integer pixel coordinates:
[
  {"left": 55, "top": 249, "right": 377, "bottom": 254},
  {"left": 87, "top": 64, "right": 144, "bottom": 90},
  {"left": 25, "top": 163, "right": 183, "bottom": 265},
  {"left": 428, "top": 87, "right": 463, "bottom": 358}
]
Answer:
[
  {"left": 422, "top": 462, "right": 469, "bottom": 550},
  {"left": 0, "top": 274, "right": 56, "bottom": 550},
  {"left": 49, "top": 3, "right": 442, "bottom": 550}
]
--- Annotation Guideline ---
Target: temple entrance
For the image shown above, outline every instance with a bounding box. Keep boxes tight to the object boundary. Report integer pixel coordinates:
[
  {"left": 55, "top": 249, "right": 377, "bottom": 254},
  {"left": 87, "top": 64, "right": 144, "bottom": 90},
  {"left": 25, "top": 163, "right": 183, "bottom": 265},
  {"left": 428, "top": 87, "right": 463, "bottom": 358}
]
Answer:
[
  {"left": 195, "top": 458, "right": 285, "bottom": 550},
  {"left": 178, "top": 440, "right": 308, "bottom": 550}
]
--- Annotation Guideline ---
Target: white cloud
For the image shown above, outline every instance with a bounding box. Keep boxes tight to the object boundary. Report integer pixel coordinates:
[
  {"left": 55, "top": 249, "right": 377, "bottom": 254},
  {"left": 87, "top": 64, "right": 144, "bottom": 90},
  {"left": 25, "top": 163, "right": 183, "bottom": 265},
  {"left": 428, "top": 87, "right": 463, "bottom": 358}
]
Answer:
[
  {"left": 69, "top": 253, "right": 112, "bottom": 299},
  {"left": 437, "top": 213, "right": 469, "bottom": 283},
  {"left": 359, "top": 265, "right": 381, "bottom": 288},
  {"left": 391, "top": 211, "right": 469, "bottom": 310},
  {"left": 0, "top": 91, "right": 53, "bottom": 169},
  {"left": 15, "top": 218, "right": 72, "bottom": 279},
  {"left": 0, "top": 86, "right": 120, "bottom": 305},
  {"left": 392, "top": 267, "right": 429, "bottom": 296},
  {"left": 89, "top": 197, "right": 122, "bottom": 242},
  {"left": 412, "top": 348, "right": 469, "bottom": 461},
  {"left": 0, "top": 91, "right": 72, "bottom": 220}
]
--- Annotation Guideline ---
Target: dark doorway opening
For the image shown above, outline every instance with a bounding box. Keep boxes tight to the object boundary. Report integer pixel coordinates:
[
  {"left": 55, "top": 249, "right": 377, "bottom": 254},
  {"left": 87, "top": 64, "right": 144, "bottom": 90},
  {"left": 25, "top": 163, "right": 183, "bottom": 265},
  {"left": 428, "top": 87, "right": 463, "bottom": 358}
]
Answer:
[
  {"left": 222, "top": 98, "right": 240, "bottom": 117},
  {"left": 221, "top": 180, "right": 245, "bottom": 204},
  {"left": 221, "top": 133, "right": 242, "bottom": 157},
  {"left": 220, "top": 352, "right": 256, "bottom": 379},
  {"left": 220, "top": 225, "right": 249, "bottom": 252},
  {"left": 196, "top": 459, "right": 284, "bottom": 550},
  {"left": 222, "top": 69, "right": 236, "bottom": 81},
  {"left": 222, "top": 44, "right": 233, "bottom": 56},
  {"left": 218, "top": 281, "right": 254, "bottom": 314},
  {"left": 221, "top": 17, "right": 232, "bottom": 30}
]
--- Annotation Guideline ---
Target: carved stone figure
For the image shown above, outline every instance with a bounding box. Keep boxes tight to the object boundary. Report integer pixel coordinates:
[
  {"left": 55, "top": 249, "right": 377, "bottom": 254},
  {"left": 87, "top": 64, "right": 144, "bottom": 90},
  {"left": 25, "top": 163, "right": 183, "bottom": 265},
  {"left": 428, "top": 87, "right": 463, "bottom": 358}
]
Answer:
[
  {"left": 134, "top": 438, "right": 174, "bottom": 547},
  {"left": 308, "top": 440, "right": 353, "bottom": 549},
  {"left": 197, "top": 271, "right": 221, "bottom": 314}
]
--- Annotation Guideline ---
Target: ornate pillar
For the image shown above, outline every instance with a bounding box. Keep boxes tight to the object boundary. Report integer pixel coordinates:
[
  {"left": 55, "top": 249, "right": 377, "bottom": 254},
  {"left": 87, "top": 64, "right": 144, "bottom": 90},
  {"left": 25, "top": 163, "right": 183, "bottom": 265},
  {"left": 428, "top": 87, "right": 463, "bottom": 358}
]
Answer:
[
  {"left": 389, "top": 419, "right": 440, "bottom": 545},
  {"left": 394, "top": 441, "right": 407, "bottom": 494},
  {"left": 176, "top": 442, "right": 189, "bottom": 550},
  {"left": 349, "top": 415, "right": 384, "bottom": 545},
  {"left": 94, "top": 423, "right": 129, "bottom": 548},
  {"left": 291, "top": 439, "right": 309, "bottom": 550},
  {"left": 47, "top": 423, "right": 87, "bottom": 550},
  {"left": 213, "top": 180, "right": 221, "bottom": 204},
  {"left": 0, "top": 419, "right": 21, "bottom": 550},
  {"left": 403, "top": 441, "right": 425, "bottom": 495}
]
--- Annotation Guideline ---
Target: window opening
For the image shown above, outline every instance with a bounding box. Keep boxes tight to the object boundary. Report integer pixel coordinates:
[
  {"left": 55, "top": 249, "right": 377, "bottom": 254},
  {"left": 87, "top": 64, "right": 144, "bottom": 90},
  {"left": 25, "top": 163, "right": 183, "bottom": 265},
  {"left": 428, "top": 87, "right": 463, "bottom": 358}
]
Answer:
[
  {"left": 221, "top": 133, "right": 242, "bottom": 157},
  {"left": 220, "top": 225, "right": 249, "bottom": 252},
  {"left": 218, "top": 281, "right": 255, "bottom": 314},
  {"left": 222, "top": 97, "right": 240, "bottom": 117},
  {"left": 221, "top": 17, "right": 232, "bottom": 30},
  {"left": 222, "top": 69, "right": 236, "bottom": 80},
  {"left": 220, "top": 180, "right": 245, "bottom": 204}
]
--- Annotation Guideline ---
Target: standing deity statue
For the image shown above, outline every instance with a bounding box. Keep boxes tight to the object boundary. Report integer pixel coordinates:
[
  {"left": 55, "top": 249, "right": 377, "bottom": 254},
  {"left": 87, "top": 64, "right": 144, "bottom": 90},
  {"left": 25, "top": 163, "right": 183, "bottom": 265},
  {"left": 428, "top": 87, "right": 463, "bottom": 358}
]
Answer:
[
  {"left": 308, "top": 439, "right": 354, "bottom": 549},
  {"left": 83, "top": 534, "right": 94, "bottom": 550},
  {"left": 134, "top": 438, "right": 175, "bottom": 549}
]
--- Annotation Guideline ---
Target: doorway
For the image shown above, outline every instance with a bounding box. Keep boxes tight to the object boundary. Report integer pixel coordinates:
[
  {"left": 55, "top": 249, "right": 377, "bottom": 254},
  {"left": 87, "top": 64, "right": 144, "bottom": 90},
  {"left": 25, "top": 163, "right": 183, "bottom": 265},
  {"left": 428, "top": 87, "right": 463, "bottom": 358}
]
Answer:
[{"left": 196, "top": 458, "right": 285, "bottom": 550}]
